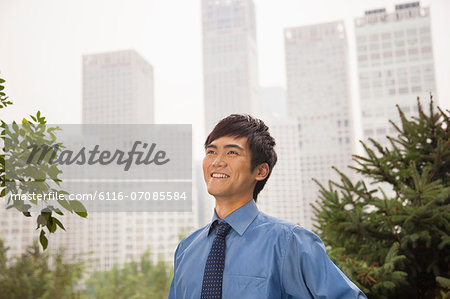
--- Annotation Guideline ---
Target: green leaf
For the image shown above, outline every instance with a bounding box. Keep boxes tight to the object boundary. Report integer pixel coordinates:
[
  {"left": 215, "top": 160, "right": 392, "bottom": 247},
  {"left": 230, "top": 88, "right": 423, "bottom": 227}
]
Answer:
[
  {"left": 53, "top": 207, "right": 64, "bottom": 216},
  {"left": 57, "top": 198, "right": 73, "bottom": 212},
  {"left": 53, "top": 217, "right": 66, "bottom": 231},
  {"left": 50, "top": 219, "right": 57, "bottom": 233},
  {"left": 70, "top": 200, "right": 88, "bottom": 218},
  {"left": 39, "top": 230, "right": 48, "bottom": 250},
  {"left": 37, "top": 214, "right": 47, "bottom": 227},
  {"left": 45, "top": 215, "right": 57, "bottom": 233},
  {"left": 22, "top": 204, "right": 32, "bottom": 213},
  {"left": 41, "top": 207, "right": 51, "bottom": 218},
  {"left": 12, "top": 122, "right": 18, "bottom": 132}
]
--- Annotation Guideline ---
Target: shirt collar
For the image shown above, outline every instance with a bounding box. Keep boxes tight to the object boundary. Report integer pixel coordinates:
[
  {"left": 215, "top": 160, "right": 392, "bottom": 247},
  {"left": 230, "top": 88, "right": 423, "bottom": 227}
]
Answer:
[{"left": 207, "top": 200, "right": 259, "bottom": 236}]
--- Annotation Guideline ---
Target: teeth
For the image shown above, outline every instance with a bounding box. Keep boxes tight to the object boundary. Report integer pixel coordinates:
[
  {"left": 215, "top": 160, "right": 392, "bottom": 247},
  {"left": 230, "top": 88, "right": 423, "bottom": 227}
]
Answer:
[{"left": 212, "top": 173, "right": 229, "bottom": 178}]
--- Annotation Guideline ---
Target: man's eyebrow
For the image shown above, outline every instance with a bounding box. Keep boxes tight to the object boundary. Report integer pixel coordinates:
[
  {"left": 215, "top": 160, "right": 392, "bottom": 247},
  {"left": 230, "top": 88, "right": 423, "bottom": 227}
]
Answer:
[
  {"left": 205, "top": 144, "right": 245, "bottom": 151},
  {"left": 224, "top": 144, "right": 245, "bottom": 151}
]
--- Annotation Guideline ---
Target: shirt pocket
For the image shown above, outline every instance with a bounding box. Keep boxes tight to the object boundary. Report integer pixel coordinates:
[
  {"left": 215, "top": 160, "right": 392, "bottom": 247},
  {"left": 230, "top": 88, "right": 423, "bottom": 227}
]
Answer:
[{"left": 222, "top": 274, "right": 268, "bottom": 299}]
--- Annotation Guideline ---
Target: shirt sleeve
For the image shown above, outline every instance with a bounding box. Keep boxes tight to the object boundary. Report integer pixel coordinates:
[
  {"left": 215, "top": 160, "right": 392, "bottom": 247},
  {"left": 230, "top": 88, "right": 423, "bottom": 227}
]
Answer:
[
  {"left": 168, "top": 243, "right": 180, "bottom": 299},
  {"left": 280, "top": 226, "right": 367, "bottom": 299}
]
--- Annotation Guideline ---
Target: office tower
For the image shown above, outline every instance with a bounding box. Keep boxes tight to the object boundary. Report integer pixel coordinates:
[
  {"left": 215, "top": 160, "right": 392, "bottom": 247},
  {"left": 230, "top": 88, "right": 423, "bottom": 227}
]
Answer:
[
  {"left": 355, "top": 2, "right": 437, "bottom": 144},
  {"left": 259, "top": 86, "right": 287, "bottom": 118},
  {"left": 257, "top": 117, "right": 304, "bottom": 225},
  {"left": 201, "top": 0, "right": 259, "bottom": 134},
  {"left": 82, "top": 49, "right": 154, "bottom": 124},
  {"left": 256, "top": 89, "right": 302, "bottom": 225},
  {"left": 284, "top": 21, "right": 355, "bottom": 230},
  {"left": 46, "top": 50, "right": 196, "bottom": 271}
]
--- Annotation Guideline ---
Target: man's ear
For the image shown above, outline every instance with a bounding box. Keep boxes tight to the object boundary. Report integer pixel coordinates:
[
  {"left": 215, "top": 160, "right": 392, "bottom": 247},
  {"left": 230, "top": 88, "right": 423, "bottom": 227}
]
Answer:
[{"left": 255, "top": 163, "right": 269, "bottom": 181}]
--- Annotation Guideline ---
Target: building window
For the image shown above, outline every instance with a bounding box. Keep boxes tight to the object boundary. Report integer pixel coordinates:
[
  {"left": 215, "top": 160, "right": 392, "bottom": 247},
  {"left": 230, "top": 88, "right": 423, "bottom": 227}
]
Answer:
[
  {"left": 411, "top": 86, "right": 422, "bottom": 93},
  {"left": 399, "top": 87, "right": 409, "bottom": 94}
]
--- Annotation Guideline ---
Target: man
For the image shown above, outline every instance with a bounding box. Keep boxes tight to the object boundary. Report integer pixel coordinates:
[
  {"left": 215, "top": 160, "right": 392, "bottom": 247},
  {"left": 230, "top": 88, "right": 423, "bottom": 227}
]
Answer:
[{"left": 169, "top": 114, "right": 366, "bottom": 298}]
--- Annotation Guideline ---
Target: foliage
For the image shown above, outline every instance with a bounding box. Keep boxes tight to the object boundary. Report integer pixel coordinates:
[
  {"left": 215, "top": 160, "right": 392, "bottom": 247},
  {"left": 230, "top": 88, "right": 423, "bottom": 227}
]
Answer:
[
  {"left": 312, "top": 98, "right": 450, "bottom": 298},
  {"left": 0, "top": 237, "right": 173, "bottom": 298},
  {"left": 82, "top": 251, "right": 173, "bottom": 299},
  {"left": 0, "top": 238, "right": 84, "bottom": 299},
  {"left": 1, "top": 77, "right": 87, "bottom": 250},
  {"left": 0, "top": 78, "right": 13, "bottom": 109}
]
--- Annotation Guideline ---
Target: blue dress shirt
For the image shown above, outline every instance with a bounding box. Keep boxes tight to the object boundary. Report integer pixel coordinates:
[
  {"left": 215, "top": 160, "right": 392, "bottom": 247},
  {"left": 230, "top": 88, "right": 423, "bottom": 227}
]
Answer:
[{"left": 168, "top": 200, "right": 366, "bottom": 299}]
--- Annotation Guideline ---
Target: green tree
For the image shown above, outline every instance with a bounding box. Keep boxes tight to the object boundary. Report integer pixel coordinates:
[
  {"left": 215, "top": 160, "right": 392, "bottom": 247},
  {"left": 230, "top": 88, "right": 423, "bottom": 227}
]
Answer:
[
  {"left": 312, "top": 98, "right": 449, "bottom": 298},
  {"left": 0, "top": 238, "right": 84, "bottom": 299},
  {"left": 82, "top": 251, "right": 173, "bottom": 299},
  {"left": 1, "top": 77, "right": 87, "bottom": 250}
]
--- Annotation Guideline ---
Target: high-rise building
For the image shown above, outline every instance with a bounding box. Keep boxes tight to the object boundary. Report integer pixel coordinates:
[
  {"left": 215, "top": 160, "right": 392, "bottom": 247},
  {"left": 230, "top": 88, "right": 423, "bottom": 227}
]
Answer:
[
  {"left": 259, "top": 87, "right": 287, "bottom": 118},
  {"left": 256, "top": 87, "right": 302, "bottom": 225},
  {"left": 82, "top": 49, "right": 154, "bottom": 124},
  {"left": 284, "top": 21, "right": 355, "bottom": 230},
  {"left": 201, "top": 0, "right": 259, "bottom": 134},
  {"left": 47, "top": 50, "right": 196, "bottom": 270},
  {"left": 257, "top": 117, "right": 304, "bottom": 225},
  {"left": 355, "top": 2, "right": 437, "bottom": 144}
]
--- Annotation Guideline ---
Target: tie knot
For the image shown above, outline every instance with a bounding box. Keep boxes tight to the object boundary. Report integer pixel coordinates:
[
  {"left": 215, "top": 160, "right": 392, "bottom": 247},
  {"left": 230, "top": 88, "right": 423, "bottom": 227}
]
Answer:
[{"left": 216, "top": 222, "right": 232, "bottom": 238}]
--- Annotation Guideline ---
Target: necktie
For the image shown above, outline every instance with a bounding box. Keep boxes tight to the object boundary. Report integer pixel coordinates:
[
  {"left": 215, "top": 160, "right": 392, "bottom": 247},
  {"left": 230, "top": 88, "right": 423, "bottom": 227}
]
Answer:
[{"left": 201, "top": 222, "right": 232, "bottom": 299}]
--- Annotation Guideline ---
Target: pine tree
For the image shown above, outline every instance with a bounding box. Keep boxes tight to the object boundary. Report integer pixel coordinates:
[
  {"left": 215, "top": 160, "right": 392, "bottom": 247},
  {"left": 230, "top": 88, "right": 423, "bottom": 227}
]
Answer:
[{"left": 312, "top": 97, "right": 449, "bottom": 298}]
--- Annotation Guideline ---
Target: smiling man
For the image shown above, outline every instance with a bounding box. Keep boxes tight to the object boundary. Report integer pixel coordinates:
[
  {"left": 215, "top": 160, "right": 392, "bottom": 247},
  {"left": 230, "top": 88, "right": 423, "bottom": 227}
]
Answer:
[{"left": 168, "top": 114, "right": 366, "bottom": 299}]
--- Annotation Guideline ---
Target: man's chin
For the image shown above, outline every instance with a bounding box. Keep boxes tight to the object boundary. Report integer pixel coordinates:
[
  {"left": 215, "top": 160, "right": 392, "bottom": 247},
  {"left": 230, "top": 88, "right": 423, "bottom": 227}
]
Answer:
[
  {"left": 207, "top": 190, "right": 220, "bottom": 197},
  {"left": 206, "top": 188, "right": 226, "bottom": 198}
]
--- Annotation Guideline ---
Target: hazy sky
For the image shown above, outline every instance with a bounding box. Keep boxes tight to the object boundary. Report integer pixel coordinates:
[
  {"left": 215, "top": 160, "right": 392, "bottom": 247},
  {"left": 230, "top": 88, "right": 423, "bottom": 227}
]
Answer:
[{"left": 1, "top": 0, "right": 449, "bottom": 159}]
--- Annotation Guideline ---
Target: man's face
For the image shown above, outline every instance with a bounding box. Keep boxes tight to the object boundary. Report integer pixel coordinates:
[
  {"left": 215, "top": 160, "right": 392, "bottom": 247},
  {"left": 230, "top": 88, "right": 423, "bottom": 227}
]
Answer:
[{"left": 203, "top": 136, "right": 259, "bottom": 201}]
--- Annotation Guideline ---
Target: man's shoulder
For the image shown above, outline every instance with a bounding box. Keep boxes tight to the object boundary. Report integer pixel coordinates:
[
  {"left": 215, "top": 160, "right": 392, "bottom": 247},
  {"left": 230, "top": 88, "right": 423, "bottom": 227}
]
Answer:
[
  {"left": 255, "top": 212, "right": 321, "bottom": 244},
  {"left": 251, "top": 212, "right": 298, "bottom": 242},
  {"left": 256, "top": 211, "right": 299, "bottom": 231}
]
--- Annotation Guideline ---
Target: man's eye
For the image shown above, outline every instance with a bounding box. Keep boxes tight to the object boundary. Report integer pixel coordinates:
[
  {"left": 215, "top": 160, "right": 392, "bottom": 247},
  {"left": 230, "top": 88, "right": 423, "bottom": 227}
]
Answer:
[
  {"left": 206, "top": 150, "right": 216, "bottom": 155},
  {"left": 228, "top": 151, "right": 238, "bottom": 155}
]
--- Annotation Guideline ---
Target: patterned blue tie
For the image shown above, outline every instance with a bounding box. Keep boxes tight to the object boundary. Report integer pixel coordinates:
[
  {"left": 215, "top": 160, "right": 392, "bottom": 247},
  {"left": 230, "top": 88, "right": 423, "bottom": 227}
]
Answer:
[{"left": 201, "top": 222, "right": 232, "bottom": 299}]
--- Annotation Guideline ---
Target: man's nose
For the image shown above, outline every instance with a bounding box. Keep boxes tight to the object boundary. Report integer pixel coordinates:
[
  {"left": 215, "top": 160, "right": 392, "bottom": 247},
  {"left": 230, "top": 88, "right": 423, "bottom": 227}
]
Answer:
[{"left": 212, "top": 154, "right": 226, "bottom": 167}]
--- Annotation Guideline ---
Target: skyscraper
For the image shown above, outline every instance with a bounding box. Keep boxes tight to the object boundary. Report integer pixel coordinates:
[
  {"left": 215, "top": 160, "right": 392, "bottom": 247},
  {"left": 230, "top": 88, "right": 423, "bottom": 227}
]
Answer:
[
  {"left": 257, "top": 117, "right": 304, "bottom": 225},
  {"left": 284, "top": 21, "right": 355, "bottom": 230},
  {"left": 82, "top": 49, "right": 154, "bottom": 124},
  {"left": 259, "top": 86, "right": 287, "bottom": 118},
  {"left": 355, "top": 2, "right": 437, "bottom": 144},
  {"left": 47, "top": 49, "right": 196, "bottom": 271},
  {"left": 201, "top": 0, "right": 259, "bottom": 134}
]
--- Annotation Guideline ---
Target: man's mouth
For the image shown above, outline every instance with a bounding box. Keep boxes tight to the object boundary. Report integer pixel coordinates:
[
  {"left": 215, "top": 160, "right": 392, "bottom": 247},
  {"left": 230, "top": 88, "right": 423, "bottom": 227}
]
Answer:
[{"left": 211, "top": 172, "right": 230, "bottom": 178}]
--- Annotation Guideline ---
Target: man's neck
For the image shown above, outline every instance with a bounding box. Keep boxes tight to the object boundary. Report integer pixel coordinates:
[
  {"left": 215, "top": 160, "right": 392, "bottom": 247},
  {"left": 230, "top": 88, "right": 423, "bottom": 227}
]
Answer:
[{"left": 214, "top": 197, "right": 253, "bottom": 219}]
